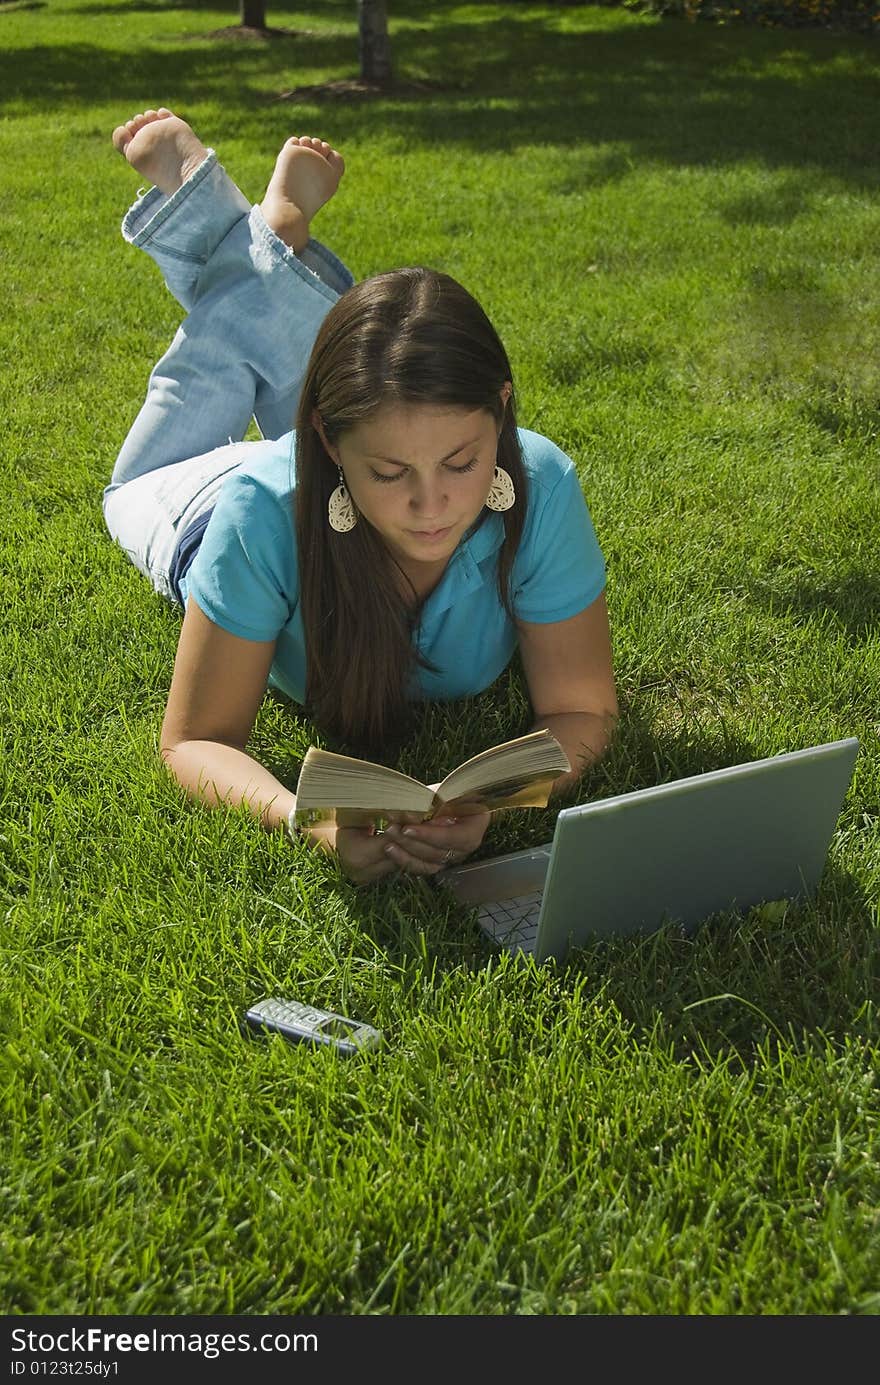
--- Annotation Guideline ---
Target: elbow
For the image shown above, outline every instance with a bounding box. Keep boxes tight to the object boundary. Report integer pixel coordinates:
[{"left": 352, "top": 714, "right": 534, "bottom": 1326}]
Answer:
[
  {"left": 599, "top": 671, "right": 620, "bottom": 729},
  {"left": 159, "top": 715, "right": 181, "bottom": 765},
  {"left": 158, "top": 727, "right": 248, "bottom": 762},
  {"left": 159, "top": 718, "right": 197, "bottom": 776},
  {"left": 589, "top": 686, "right": 620, "bottom": 756},
  {"left": 590, "top": 703, "right": 619, "bottom": 763},
  {"left": 159, "top": 735, "right": 183, "bottom": 777},
  {"left": 600, "top": 698, "right": 620, "bottom": 746}
]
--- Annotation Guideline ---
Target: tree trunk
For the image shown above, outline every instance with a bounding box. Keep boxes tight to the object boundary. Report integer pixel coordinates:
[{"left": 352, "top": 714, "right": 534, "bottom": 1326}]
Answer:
[
  {"left": 358, "top": 0, "right": 393, "bottom": 85},
  {"left": 239, "top": 0, "right": 267, "bottom": 28}
]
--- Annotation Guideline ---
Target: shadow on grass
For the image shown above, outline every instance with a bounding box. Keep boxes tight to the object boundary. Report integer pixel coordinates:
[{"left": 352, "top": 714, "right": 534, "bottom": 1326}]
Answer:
[
  {"left": 2, "top": 11, "right": 878, "bottom": 188},
  {"left": 586, "top": 861, "right": 878, "bottom": 1058},
  {"left": 750, "top": 567, "right": 880, "bottom": 643},
  {"left": 718, "top": 172, "right": 820, "bottom": 227},
  {"left": 71, "top": 0, "right": 242, "bottom": 10}
]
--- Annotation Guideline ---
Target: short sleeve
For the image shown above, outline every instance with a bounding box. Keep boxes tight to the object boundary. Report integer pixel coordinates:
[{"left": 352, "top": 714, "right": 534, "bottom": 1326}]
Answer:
[
  {"left": 185, "top": 472, "right": 298, "bottom": 642},
  {"left": 513, "top": 452, "right": 606, "bottom": 624}
]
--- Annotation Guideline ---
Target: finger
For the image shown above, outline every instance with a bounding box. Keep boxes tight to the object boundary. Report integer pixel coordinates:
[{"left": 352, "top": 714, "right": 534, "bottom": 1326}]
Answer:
[
  {"left": 395, "top": 818, "right": 487, "bottom": 856},
  {"left": 381, "top": 810, "right": 428, "bottom": 826},
  {"left": 383, "top": 824, "right": 452, "bottom": 866},
  {"left": 336, "top": 828, "right": 405, "bottom": 880},
  {"left": 382, "top": 840, "right": 446, "bottom": 876},
  {"left": 350, "top": 857, "right": 401, "bottom": 885}
]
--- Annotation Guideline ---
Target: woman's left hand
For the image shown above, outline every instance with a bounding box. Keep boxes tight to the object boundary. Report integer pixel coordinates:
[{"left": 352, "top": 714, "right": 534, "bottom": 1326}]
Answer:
[{"left": 378, "top": 807, "right": 490, "bottom": 877}]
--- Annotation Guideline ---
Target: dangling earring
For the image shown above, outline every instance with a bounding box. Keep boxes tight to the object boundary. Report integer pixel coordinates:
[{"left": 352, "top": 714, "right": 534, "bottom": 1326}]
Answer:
[
  {"left": 485, "top": 465, "right": 516, "bottom": 513},
  {"left": 328, "top": 467, "right": 357, "bottom": 532}
]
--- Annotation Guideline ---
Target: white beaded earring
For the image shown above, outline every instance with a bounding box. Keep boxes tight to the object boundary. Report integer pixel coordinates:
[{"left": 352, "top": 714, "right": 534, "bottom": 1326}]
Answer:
[
  {"left": 328, "top": 467, "right": 357, "bottom": 532},
  {"left": 485, "top": 465, "right": 516, "bottom": 513}
]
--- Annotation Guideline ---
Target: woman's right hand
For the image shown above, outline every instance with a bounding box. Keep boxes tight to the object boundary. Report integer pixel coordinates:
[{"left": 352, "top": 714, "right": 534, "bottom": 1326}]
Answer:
[
  {"left": 331, "top": 812, "right": 454, "bottom": 885},
  {"left": 331, "top": 808, "right": 489, "bottom": 886},
  {"left": 333, "top": 824, "right": 404, "bottom": 885}
]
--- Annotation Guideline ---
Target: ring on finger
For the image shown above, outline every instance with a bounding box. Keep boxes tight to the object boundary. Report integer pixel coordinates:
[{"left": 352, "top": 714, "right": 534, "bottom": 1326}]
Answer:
[{"left": 443, "top": 848, "right": 456, "bottom": 865}]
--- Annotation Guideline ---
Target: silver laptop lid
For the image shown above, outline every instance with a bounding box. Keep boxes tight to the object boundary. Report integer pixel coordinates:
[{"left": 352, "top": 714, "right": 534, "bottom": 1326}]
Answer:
[{"left": 534, "top": 738, "right": 859, "bottom": 962}]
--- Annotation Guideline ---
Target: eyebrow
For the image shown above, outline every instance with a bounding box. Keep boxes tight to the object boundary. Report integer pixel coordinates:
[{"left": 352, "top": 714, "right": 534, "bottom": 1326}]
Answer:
[{"left": 364, "top": 436, "right": 483, "bottom": 466}]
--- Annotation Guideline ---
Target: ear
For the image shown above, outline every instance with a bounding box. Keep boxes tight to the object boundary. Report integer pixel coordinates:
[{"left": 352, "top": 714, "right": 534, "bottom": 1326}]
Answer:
[
  {"left": 312, "top": 410, "right": 339, "bottom": 465},
  {"left": 495, "top": 382, "right": 513, "bottom": 436}
]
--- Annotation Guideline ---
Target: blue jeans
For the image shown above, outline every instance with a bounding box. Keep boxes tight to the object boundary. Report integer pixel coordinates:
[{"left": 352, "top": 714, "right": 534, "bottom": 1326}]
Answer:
[{"left": 102, "top": 150, "right": 354, "bottom": 602}]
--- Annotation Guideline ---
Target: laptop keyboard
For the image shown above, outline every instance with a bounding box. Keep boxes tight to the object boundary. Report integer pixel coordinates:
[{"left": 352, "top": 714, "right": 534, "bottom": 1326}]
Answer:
[{"left": 476, "top": 891, "right": 543, "bottom": 952}]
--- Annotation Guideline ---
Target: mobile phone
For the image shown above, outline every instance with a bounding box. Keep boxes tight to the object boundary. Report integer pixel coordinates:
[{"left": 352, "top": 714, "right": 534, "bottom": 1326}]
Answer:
[{"left": 243, "top": 996, "right": 383, "bottom": 1057}]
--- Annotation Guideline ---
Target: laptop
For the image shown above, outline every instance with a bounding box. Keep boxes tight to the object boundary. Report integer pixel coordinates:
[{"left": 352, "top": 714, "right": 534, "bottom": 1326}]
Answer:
[{"left": 439, "top": 738, "right": 859, "bottom": 963}]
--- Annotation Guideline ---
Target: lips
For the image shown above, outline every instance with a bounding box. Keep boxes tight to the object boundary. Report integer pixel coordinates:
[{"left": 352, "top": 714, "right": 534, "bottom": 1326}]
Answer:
[{"left": 409, "top": 524, "right": 454, "bottom": 541}]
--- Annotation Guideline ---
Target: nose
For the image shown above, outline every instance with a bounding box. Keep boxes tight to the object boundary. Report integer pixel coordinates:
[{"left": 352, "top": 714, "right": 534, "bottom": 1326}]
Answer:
[{"left": 408, "top": 470, "right": 448, "bottom": 517}]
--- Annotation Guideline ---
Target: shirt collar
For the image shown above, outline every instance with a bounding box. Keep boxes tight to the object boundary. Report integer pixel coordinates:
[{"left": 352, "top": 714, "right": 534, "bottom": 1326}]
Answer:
[{"left": 419, "top": 511, "right": 506, "bottom": 619}]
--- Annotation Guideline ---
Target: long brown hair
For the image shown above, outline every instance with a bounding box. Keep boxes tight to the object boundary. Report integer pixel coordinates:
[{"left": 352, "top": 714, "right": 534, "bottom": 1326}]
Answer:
[{"left": 294, "top": 267, "right": 527, "bottom": 752}]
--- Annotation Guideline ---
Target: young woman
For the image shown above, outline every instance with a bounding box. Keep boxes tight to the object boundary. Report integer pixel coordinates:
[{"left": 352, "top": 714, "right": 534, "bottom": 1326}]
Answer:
[{"left": 104, "top": 108, "right": 618, "bottom": 885}]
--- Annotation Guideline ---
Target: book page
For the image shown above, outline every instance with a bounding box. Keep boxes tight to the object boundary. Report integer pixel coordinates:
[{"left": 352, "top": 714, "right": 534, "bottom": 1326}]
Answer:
[
  {"left": 293, "top": 747, "right": 434, "bottom": 828},
  {"left": 433, "top": 729, "right": 570, "bottom": 810},
  {"left": 431, "top": 770, "right": 564, "bottom": 816}
]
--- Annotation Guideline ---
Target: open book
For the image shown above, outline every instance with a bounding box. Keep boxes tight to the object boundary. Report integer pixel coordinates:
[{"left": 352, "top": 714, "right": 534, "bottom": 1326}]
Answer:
[{"left": 293, "top": 728, "right": 571, "bottom": 829}]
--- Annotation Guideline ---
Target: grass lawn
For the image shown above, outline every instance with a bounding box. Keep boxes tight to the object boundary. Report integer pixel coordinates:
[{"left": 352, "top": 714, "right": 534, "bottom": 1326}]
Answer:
[{"left": 1, "top": 0, "right": 879, "bottom": 1316}]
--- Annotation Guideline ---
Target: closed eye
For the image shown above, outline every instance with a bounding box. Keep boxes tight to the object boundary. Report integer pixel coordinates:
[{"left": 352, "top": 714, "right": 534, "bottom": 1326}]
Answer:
[
  {"left": 369, "top": 467, "right": 406, "bottom": 484},
  {"left": 369, "top": 457, "right": 479, "bottom": 483}
]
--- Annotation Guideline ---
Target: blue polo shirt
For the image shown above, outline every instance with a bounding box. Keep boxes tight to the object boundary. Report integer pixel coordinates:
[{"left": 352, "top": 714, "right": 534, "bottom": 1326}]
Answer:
[{"left": 180, "top": 427, "right": 606, "bottom": 703}]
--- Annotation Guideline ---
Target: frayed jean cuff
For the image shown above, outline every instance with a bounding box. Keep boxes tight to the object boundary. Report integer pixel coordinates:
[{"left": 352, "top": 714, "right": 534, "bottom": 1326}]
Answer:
[{"left": 121, "top": 149, "right": 225, "bottom": 247}]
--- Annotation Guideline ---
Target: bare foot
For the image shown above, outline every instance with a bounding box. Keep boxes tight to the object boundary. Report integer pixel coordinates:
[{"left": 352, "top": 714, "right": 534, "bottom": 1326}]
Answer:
[
  {"left": 111, "top": 107, "right": 208, "bottom": 197},
  {"left": 259, "top": 136, "right": 345, "bottom": 253}
]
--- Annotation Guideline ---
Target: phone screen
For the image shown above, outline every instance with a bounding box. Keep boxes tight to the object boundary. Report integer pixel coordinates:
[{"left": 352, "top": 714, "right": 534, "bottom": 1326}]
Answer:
[{"left": 317, "top": 1016, "right": 359, "bottom": 1038}]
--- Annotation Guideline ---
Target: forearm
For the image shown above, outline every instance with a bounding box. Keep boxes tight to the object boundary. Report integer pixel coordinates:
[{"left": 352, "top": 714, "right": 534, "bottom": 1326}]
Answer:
[
  {"left": 161, "top": 739, "right": 336, "bottom": 852},
  {"left": 163, "top": 742, "right": 342, "bottom": 858},
  {"left": 161, "top": 739, "right": 294, "bottom": 828},
  {"left": 529, "top": 711, "right": 616, "bottom": 797}
]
